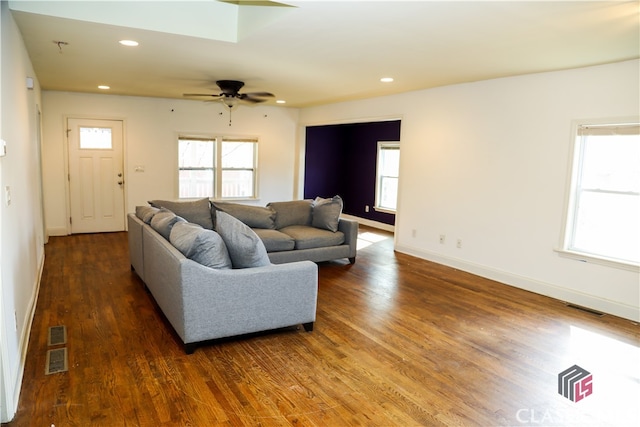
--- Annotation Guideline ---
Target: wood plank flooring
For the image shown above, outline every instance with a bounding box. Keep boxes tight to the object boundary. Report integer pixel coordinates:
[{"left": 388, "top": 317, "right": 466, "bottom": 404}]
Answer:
[{"left": 4, "top": 228, "right": 639, "bottom": 426}]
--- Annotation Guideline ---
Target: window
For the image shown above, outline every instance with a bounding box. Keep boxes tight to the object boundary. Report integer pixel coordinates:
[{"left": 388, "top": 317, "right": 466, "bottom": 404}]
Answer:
[
  {"left": 79, "top": 127, "right": 112, "bottom": 149},
  {"left": 560, "top": 121, "right": 639, "bottom": 267},
  {"left": 375, "top": 141, "right": 400, "bottom": 212},
  {"left": 220, "top": 138, "right": 257, "bottom": 198},
  {"left": 178, "top": 136, "right": 258, "bottom": 199},
  {"left": 178, "top": 137, "right": 215, "bottom": 198}
]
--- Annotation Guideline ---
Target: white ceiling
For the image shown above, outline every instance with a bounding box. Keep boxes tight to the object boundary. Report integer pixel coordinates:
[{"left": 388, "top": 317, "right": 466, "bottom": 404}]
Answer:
[{"left": 9, "top": 0, "right": 640, "bottom": 108}]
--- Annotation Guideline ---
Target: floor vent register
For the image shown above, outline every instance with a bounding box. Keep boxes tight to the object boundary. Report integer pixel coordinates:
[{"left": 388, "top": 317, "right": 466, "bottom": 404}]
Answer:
[
  {"left": 45, "top": 325, "right": 68, "bottom": 375},
  {"left": 48, "top": 325, "right": 67, "bottom": 346}
]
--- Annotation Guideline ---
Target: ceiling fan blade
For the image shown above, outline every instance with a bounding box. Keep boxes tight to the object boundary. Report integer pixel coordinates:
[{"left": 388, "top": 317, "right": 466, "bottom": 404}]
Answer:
[
  {"left": 243, "top": 92, "right": 275, "bottom": 98},
  {"left": 183, "top": 93, "right": 222, "bottom": 97},
  {"left": 239, "top": 92, "right": 275, "bottom": 103}
]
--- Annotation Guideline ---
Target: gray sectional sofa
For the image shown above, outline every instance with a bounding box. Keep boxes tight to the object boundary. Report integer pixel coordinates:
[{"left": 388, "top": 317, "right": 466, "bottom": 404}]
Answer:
[
  {"left": 127, "top": 197, "right": 357, "bottom": 353},
  {"left": 128, "top": 206, "right": 319, "bottom": 354}
]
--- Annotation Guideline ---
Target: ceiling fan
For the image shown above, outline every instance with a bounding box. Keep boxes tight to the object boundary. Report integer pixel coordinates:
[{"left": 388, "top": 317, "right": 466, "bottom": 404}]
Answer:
[{"left": 183, "top": 80, "right": 275, "bottom": 109}]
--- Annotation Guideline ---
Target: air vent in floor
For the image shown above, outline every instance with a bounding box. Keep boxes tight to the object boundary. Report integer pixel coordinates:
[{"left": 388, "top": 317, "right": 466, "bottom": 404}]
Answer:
[
  {"left": 45, "top": 348, "right": 68, "bottom": 375},
  {"left": 48, "top": 325, "right": 67, "bottom": 346}
]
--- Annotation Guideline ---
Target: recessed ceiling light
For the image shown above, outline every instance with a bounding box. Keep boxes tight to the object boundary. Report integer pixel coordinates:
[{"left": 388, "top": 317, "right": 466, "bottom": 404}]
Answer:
[
  {"left": 380, "top": 77, "right": 394, "bottom": 83},
  {"left": 119, "top": 40, "right": 139, "bottom": 47},
  {"left": 98, "top": 85, "right": 110, "bottom": 90},
  {"left": 276, "top": 100, "right": 286, "bottom": 104}
]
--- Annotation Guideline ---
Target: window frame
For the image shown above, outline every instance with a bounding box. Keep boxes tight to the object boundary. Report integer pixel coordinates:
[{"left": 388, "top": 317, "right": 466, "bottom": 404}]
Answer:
[
  {"left": 374, "top": 141, "right": 400, "bottom": 214},
  {"left": 557, "top": 118, "right": 639, "bottom": 271},
  {"left": 177, "top": 134, "right": 259, "bottom": 200},
  {"left": 218, "top": 137, "right": 259, "bottom": 200}
]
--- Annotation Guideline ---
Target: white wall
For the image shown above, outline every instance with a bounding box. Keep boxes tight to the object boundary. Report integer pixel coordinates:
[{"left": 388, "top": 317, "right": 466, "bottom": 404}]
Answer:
[
  {"left": 0, "top": 1, "right": 45, "bottom": 421},
  {"left": 41, "top": 92, "right": 300, "bottom": 235},
  {"left": 299, "top": 60, "right": 640, "bottom": 322}
]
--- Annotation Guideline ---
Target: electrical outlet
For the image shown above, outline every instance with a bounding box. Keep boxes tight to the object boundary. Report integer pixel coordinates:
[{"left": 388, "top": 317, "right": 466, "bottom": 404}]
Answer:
[
  {"left": 457, "top": 239, "right": 462, "bottom": 248},
  {"left": 365, "top": 205, "right": 370, "bottom": 213},
  {"left": 439, "top": 234, "right": 446, "bottom": 244}
]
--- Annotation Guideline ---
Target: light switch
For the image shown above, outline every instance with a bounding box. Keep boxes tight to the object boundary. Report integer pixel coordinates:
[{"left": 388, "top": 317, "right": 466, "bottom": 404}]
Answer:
[
  {"left": 0, "top": 139, "right": 6, "bottom": 157},
  {"left": 5, "top": 186, "right": 11, "bottom": 206}
]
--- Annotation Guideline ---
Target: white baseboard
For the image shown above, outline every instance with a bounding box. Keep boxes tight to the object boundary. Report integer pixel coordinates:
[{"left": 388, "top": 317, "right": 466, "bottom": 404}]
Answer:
[
  {"left": 341, "top": 214, "right": 395, "bottom": 232},
  {"left": 395, "top": 244, "right": 640, "bottom": 323},
  {"left": 47, "top": 227, "right": 68, "bottom": 237},
  {"left": 5, "top": 251, "right": 45, "bottom": 421}
]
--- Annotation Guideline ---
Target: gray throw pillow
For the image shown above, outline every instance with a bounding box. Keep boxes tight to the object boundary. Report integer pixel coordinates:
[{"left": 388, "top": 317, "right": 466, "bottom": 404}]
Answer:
[
  {"left": 267, "top": 200, "right": 313, "bottom": 229},
  {"left": 170, "top": 222, "right": 232, "bottom": 269},
  {"left": 148, "top": 198, "right": 213, "bottom": 229},
  {"left": 212, "top": 202, "right": 276, "bottom": 229},
  {"left": 214, "top": 211, "right": 271, "bottom": 268},
  {"left": 150, "top": 208, "right": 186, "bottom": 240},
  {"left": 311, "top": 195, "right": 343, "bottom": 232},
  {"left": 135, "top": 205, "right": 160, "bottom": 224}
]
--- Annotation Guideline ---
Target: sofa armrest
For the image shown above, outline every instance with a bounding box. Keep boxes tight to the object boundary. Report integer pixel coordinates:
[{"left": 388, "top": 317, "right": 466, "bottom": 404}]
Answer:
[
  {"left": 127, "top": 213, "right": 145, "bottom": 281},
  {"left": 338, "top": 218, "right": 358, "bottom": 261},
  {"left": 180, "top": 260, "right": 318, "bottom": 343}
]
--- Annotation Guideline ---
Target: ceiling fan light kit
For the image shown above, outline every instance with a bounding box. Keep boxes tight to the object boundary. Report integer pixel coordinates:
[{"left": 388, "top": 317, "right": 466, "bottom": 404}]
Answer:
[{"left": 221, "top": 96, "right": 239, "bottom": 109}]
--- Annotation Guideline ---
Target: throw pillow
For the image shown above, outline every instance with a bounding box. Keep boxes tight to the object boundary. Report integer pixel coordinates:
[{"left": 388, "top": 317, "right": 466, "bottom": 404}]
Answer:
[
  {"left": 170, "top": 222, "right": 232, "bottom": 269},
  {"left": 150, "top": 208, "right": 186, "bottom": 240},
  {"left": 214, "top": 211, "right": 271, "bottom": 268},
  {"left": 312, "top": 195, "right": 343, "bottom": 232},
  {"left": 212, "top": 202, "right": 276, "bottom": 229},
  {"left": 148, "top": 198, "right": 213, "bottom": 229},
  {"left": 267, "top": 200, "right": 313, "bottom": 229},
  {"left": 135, "top": 205, "right": 160, "bottom": 224}
]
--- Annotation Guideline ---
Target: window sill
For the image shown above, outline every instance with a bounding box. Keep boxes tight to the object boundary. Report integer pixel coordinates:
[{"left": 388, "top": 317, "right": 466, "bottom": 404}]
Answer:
[
  {"left": 554, "top": 248, "right": 639, "bottom": 272},
  {"left": 373, "top": 206, "right": 396, "bottom": 215}
]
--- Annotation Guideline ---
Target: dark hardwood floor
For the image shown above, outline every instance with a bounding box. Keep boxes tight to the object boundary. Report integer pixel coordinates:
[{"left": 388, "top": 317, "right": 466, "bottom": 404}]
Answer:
[{"left": 5, "top": 227, "right": 639, "bottom": 426}]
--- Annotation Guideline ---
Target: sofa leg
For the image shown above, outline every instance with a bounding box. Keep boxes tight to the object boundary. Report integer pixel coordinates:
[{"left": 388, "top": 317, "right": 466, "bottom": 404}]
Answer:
[
  {"left": 303, "top": 322, "right": 314, "bottom": 332},
  {"left": 349, "top": 257, "right": 356, "bottom": 264},
  {"left": 185, "top": 343, "right": 197, "bottom": 355}
]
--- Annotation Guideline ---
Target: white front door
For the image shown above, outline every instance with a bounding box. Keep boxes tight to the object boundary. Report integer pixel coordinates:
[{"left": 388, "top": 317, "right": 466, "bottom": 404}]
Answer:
[{"left": 68, "top": 118, "right": 125, "bottom": 233}]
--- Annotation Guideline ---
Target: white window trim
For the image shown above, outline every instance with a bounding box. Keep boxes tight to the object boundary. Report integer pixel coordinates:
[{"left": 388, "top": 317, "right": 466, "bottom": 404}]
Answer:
[
  {"left": 375, "top": 141, "right": 400, "bottom": 213},
  {"left": 177, "top": 134, "right": 259, "bottom": 200},
  {"left": 557, "top": 118, "right": 640, "bottom": 271}
]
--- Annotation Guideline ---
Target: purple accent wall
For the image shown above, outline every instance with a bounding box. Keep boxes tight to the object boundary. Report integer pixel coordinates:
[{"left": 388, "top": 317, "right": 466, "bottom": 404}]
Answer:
[{"left": 304, "top": 120, "right": 401, "bottom": 225}]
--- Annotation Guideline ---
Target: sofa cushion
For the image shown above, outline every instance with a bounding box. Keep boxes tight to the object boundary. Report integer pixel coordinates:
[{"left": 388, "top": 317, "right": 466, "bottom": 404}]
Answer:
[
  {"left": 148, "top": 198, "right": 213, "bottom": 229},
  {"left": 135, "top": 205, "right": 160, "bottom": 224},
  {"left": 212, "top": 202, "right": 276, "bottom": 229},
  {"left": 150, "top": 208, "right": 186, "bottom": 240},
  {"left": 267, "top": 200, "right": 312, "bottom": 229},
  {"left": 279, "top": 225, "right": 345, "bottom": 250},
  {"left": 253, "top": 229, "right": 296, "bottom": 252},
  {"left": 215, "top": 211, "right": 271, "bottom": 268},
  {"left": 170, "top": 222, "right": 232, "bottom": 269},
  {"left": 312, "top": 195, "right": 343, "bottom": 232}
]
